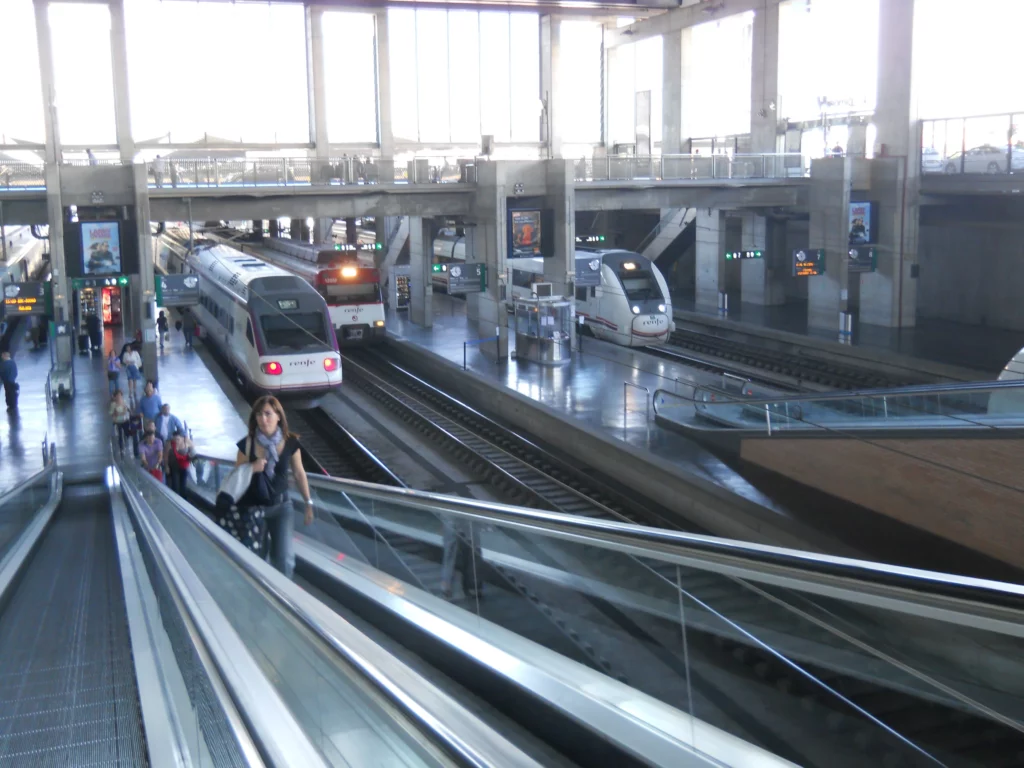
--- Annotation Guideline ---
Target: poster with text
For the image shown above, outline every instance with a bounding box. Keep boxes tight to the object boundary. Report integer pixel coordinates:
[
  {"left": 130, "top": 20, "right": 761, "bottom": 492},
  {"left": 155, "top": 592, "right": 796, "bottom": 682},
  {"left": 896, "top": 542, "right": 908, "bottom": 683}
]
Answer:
[
  {"left": 848, "top": 203, "right": 872, "bottom": 245},
  {"left": 81, "top": 221, "right": 122, "bottom": 276},
  {"left": 511, "top": 210, "right": 542, "bottom": 257}
]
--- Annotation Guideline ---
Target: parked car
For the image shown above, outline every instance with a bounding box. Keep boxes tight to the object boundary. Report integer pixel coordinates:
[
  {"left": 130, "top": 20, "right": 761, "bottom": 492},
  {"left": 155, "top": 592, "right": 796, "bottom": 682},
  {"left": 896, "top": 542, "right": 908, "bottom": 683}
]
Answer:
[
  {"left": 921, "top": 147, "right": 945, "bottom": 173},
  {"left": 944, "top": 145, "right": 1024, "bottom": 174}
]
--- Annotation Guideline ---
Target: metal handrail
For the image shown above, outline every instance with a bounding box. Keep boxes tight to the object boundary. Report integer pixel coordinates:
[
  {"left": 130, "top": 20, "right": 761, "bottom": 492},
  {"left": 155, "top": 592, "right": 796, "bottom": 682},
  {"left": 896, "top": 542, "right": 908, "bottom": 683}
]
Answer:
[
  {"left": 124, "top": 457, "right": 544, "bottom": 767},
  {"left": 189, "top": 451, "right": 1024, "bottom": 632},
  {"left": 0, "top": 450, "right": 56, "bottom": 507}
]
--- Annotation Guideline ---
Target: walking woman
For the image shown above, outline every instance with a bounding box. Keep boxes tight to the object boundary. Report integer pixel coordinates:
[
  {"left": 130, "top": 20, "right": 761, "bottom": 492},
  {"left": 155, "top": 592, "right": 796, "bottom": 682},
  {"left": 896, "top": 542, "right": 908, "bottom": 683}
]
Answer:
[
  {"left": 219, "top": 396, "right": 314, "bottom": 576},
  {"left": 106, "top": 349, "right": 122, "bottom": 396}
]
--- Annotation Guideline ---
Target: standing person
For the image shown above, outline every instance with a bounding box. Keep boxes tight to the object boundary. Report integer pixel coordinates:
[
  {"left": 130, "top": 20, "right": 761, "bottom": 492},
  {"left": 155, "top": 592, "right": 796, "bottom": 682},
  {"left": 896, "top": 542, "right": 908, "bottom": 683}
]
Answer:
[
  {"left": 440, "top": 517, "right": 484, "bottom": 600},
  {"left": 122, "top": 343, "right": 142, "bottom": 401},
  {"left": 137, "top": 380, "right": 162, "bottom": 423},
  {"left": 152, "top": 155, "right": 165, "bottom": 188},
  {"left": 106, "top": 349, "right": 122, "bottom": 396},
  {"left": 0, "top": 351, "right": 18, "bottom": 411},
  {"left": 138, "top": 422, "right": 164, "bottom": 481},
  {"left": 86, "top": 312, "right": 102, "bottom": 351},
  {"left": 164, "top": 429, "right": 195, "bottom": 497},
  {"left": 222, "top": 396, "right": 313, "bottom": 575},
  {"left": 109, "top": 390, "right": 131, "bottom": 454},
  {"left": 86, "top": 149, "right": 98, "bottom": 166},
  {"left": 154, "top": 402, "right": 183, "bottom": 443},
  {"left": 181, "top": 310, "right": 196, "bottom": 349},
  {"left": 156, "top": 311, "right": 169, "bottom": 351}
]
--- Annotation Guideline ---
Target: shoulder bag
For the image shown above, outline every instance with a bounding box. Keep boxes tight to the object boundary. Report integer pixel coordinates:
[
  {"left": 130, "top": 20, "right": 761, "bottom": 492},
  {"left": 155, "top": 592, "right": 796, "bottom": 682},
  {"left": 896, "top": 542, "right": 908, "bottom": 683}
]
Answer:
[{"left": 216, "top": 438, "right": 254, "bottom": 509}]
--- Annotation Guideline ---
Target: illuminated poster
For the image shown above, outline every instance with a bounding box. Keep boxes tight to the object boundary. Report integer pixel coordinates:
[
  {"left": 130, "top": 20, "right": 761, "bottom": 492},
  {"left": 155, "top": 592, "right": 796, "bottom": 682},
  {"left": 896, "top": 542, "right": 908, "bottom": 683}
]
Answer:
[
  {"left": 81, "top": 221, "right": 122, "bottom": 276},
  {"left": 848, "top": 203, "right": 872, "bottom": 245},
  {"left": 511, "top": 210, "right": 542, "bottom": 257}
]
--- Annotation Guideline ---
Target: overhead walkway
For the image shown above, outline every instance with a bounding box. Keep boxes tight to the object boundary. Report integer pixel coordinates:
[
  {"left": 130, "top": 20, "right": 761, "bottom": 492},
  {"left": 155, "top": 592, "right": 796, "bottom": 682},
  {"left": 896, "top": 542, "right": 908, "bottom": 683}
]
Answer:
[
  {"left": 654, "top": 380, "right": 1024, "bottom": 574},
  {"left": 184, "top": 455, "right": 1024, "bottom": 768}
]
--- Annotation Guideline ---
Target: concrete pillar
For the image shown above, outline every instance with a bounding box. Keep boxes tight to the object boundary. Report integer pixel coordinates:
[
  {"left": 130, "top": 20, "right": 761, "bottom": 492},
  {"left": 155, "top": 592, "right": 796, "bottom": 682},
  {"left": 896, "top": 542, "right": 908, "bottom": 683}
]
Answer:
[
  {"left": 469, "top": 161, "right": 509, "bottom": 357},
  {"left": 345, "top": 218, "right": 358, "bottom": 245},
  {"left": 740, "top": 212, "right": 781, "bottom": 306},
  {"left": 864, "top": 0, "right": 919, "bottom": 329},
  {"left": 807, "top": 158, "right": 851, "bottom": 331},
  {"left": 544, "top": 158, "right": 576, "bottom": 348},
  {"left": 312, "top": 218, "right": 331, "bottom": 244},
  {"left": 33, "top": 0, "right": 61, "bottom": 162},
  {"left": 662, "top": 31, "right": 683, "bottom": 156},
  {"left": 375, "top": 11, "right": 395, "bottom": 180},
  {"left": 306, "top": 7, "right": 329, "bottom": 167},
  {"left": 133, "top": 164, "right": 158, "bottom": 383},
  {"left": 268, "top": 220, "right": 280, "bottom": 238},
  {"left": 695, "top": 209, "right": 725, "bottom": 311},
  {"left": 540, "top": 16, "right": 562, "bottom": 159},
  {"left": 750, "top": 0, "right": 780, "bottom": 155},
  {"left": 847, "top": 121, "right": 868, "bottom": 157},
  {"left": 408, "top": 216, "right": 433, "bottom": 328},
  {"left": 108, "top": 0, "right": 135, "bottom": 165}
]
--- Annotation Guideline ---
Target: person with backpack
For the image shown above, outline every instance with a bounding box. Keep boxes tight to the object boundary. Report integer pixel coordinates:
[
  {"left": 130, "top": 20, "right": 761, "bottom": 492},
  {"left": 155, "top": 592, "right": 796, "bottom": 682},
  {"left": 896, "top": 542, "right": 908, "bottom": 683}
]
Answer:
[
  {"left": 218, "top": 396, "right": 313, "bottom": 575},
  {"left": 181, "top": 310, "right": 196, "bottom": 349}
]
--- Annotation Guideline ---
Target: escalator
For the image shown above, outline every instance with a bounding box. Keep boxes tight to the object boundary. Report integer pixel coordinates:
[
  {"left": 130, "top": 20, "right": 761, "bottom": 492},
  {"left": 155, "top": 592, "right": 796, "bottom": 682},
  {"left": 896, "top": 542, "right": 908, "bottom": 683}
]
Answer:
[
  {"left": 0, "top": 484, "right": 147, "bottom": 765},
  {"left": 186, "top": 457, "right": 1024, "bottom": 768}
]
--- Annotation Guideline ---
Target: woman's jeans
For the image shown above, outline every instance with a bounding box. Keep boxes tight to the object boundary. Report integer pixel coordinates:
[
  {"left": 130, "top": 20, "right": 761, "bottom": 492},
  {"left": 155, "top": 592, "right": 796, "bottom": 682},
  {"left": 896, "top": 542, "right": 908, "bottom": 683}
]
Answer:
[{"left": 263, "top": 500, "right": 295, "bottom": 578}]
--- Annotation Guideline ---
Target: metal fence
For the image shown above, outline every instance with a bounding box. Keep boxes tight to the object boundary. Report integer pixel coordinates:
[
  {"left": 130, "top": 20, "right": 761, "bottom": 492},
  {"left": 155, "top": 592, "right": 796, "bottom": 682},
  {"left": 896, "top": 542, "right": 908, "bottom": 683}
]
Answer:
[
  {"left": 0, "top": 152, "right": 808, "bottom": 192},
  {"left": 921, "top": 111, "right": 1024, "bottom": 176}
]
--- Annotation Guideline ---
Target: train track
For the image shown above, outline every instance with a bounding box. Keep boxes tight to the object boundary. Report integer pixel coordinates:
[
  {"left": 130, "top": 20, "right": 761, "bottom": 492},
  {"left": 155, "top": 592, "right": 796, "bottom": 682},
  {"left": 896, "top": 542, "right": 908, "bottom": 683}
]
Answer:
[{"left": 667, "top": 328, "right": 920, "bottom": 390}]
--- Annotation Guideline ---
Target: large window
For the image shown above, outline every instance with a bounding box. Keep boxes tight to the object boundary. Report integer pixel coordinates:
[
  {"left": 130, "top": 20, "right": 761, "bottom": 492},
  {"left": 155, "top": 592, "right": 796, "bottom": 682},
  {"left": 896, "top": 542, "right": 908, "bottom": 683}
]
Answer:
[
  {"left": 607, "top": 36, "right": 663, "bottom": 148},
  {"left": 125, "top": 1, "right": 308, "bottom": 145},
  {"left": 683, "top": 13, "right": 753, "bottom": 139},
  {"left": 778, "top": 0, "right": 879, "bottom": 123},
  {"left": 558, "top": 21, "right": 603, "bottom": 144},
  {"left": 389, "top": 9, "right": 539, "bottom": 145},
  {"left": 50, "top": 3, "right": 116, "bottom": 146},
  {"left": 0, "top": 0, "right": 44, "bottom": 146},
  {"left": 323, "top": 12, "right": 377, "bottom": 144}
]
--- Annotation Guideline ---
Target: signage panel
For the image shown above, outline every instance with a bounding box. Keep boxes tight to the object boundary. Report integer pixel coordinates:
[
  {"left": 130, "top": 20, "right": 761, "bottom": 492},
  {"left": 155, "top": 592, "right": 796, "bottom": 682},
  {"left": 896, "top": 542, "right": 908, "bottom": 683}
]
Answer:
[
  {"left": 575, "top": 256, "right": 603, "bottom": 287},
  {"left": 72, "top": 276, "right": 129, "bottom": 290},
  {"left": 447, "top": 263, "right": 485, "bottom": 294},
  {"left": 725, "top": 250, "right": 763, "bottom": 260},
  {"left": 575, "top": 235, "right": 606, "bottom": 244},
  {"left": 81, "top": 221, "right": 123, "bottom": 276},
  {"left": 3, "top": 281, "right": 51, "bottom": 317},
  {"left": 156, "top": 274, "right": 201, "bottom": 307},
  {"left": 847, "top": 246, "right": 877, "bottom": 273},
  {"left": 793, "top": 249, "right": 825, "bottom": 277},
  {"left": 510, "top": 210, "right": 542, "bottom": 257}
]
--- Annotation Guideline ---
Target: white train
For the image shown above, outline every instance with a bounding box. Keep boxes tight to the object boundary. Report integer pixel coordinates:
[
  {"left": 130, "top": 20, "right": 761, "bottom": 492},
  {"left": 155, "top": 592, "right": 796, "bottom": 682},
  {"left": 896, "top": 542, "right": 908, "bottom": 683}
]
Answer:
[
  {"left": 0, "top": 226, "right": 48, "bottom": 285},
  {"left": 185, "top": 243, "right": 342, "bottom": 405},
  {"left": 508, "top": 249, "right": 674, "bottom": 347}
]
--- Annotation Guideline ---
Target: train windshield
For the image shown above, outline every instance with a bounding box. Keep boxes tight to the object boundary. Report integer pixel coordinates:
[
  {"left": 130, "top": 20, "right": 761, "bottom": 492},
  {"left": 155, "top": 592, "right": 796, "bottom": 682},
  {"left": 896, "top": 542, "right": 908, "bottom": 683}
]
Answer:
[
  {"left": 321, "top": 282, "right": 382, "bottom": 305},
  {"left": 618, "top": 271, "right": 664, "bottom": 302},
  {"left": 260, "top": 311, "right": 329, "bottom": 350}
]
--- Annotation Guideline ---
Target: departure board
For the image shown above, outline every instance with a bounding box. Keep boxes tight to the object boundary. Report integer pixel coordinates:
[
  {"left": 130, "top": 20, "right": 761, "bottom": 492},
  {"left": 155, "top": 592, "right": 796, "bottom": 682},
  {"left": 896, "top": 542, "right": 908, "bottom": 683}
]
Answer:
[
  {"left": 793, "top": 249, "right": 825, "bottom": 277},
  {"left": 3, "top": 281, "right": 51, "bottom": 316}
]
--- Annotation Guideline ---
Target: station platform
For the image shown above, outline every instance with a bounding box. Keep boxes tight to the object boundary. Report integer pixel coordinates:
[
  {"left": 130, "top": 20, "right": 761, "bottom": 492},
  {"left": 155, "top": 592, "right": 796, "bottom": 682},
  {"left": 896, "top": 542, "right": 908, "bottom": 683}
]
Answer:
[
  {"left": 0, "top": 320, "right": 245, "bottom": 491},
  {"left": 673, "top": 298, "right": 1022, "bottom": 378}
]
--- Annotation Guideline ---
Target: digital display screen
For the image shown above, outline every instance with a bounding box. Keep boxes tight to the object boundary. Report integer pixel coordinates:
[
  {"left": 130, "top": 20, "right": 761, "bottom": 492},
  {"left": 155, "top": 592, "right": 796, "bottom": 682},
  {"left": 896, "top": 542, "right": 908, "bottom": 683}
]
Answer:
[
  {"left": 333, "top": 243, "right": 382, "bottom": 251},
  {"left": 849, "top": 202, "right": 873, "bottom": 245},
  {"left": 81, "top": 221, "right": 122, "bottom": 276},
  {"left": 725, "top": 250, "right": 763, "bottom": 260},
  {"left": 2, "top": 282, "right": 48, "bottom": 316},
  {"left": 510, "top": 210, "right": 542, "bottom": 257},
  {"left": 793, "top": 249, "right": 825, "bottom": 277},
  {"left": 575, "top": 235, "right": 606, "bottom": 244},
  {"left": 276, "top": 299, "right": 299, "bottom": 311}
]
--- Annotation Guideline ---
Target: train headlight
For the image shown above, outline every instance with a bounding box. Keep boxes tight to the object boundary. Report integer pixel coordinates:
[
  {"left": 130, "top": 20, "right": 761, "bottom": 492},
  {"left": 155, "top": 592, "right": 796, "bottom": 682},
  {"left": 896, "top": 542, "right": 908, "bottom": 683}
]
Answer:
[
  {"left": 261, "top": 361, "right": 283, "bottom": 376},
  {"left": 341, "top": 266, "right": 357, "bottom": 278},
  {"left": 658, "top": 303, "right": 666, "bottom": 313},
  {"left": 374, "top": 320, "right": 385, "bottom": 327},
  {"left": 323, "top": 357, "right": 339, "bottom": 372},
  {"left": 631, "top": 305, "right": 640, "bottom": 314}
]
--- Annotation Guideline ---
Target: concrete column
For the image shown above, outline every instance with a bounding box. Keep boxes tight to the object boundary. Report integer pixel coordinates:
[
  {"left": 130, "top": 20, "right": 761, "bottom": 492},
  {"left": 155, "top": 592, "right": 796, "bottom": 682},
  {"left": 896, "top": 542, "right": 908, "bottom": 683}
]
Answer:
[
  {"left": 268, "top": 220, "right": 280, "bottom": 238},
  {"left": 750, "top": 0, "right": 780, "bottom": 154},
  {"left": 312, "top": 218, "right": 331, "bottom": 244},
  {"left": 662, "top": 30, "right": 683, "bottom": 155},
  {"left": 679, "top": 28, "right": 695, "bottom": 145},
  {"left": 807, "top": 158, "right": 851, "bottom": 331},
  {"left": 345, "top": 218, "right": 358, "bottom": 245},
  {"left": 695, "top": 209, "right": 725, "bottom": 311},
  {"left": 847, "top": 121, "right": 868, "bottom": 157},
  {"left": 108, "top": 0, "right": 135, "bottom": 165},
  {"left": 544, "top": 158, "right": 576, "bottom": 348},
  {"left": 864, "top": 0, "right": 918, "bottom": 329},
  {"left": 470, "top": 161, "right": 509, "bottom": 357},
  {"left": 133, "top": 164, "right": 158, "bottom": 382},
  {"left": 33, "top": 0, "right": 61, "bottom": 162},
  {"left": 306, "top": 6, "right": 332, "bottom": 239},
  {"left": 739, "top": 212, "right": 779, "bottom": 305},
  {"left": 540, "top": 16, "right": 562, "bottom": 159},
  {"left": 375, "top": 11, "right": 395, "bottom": 180},
  {"left": 408, "top": 216, "right": 433, "bottom": 328}
]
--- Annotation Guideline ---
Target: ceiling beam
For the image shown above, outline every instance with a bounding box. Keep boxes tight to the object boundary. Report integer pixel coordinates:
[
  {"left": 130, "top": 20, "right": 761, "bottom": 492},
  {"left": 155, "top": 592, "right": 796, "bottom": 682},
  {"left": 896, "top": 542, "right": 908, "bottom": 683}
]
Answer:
[{"left": 605, "top": 0, "right": 769, "bottom": 48}]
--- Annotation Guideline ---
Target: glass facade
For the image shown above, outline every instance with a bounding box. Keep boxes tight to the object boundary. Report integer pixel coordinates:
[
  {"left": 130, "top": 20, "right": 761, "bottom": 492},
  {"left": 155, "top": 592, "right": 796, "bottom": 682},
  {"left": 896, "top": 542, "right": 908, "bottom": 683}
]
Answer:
[
  {"left": 49, "top": 3, "right": 116, "bottom": 146},
  {"left": 777, "top": 0, "right": 879, "bottom": 123},
  {"left": 389, "top": 9, "right": 539, "bottom": 145},
  {"left": 323, "top": 12, "right": 378, "bottom": 145},
  {"left": 0, "top": 0, "right": 44, "bottom": 146},
  {"left": 557, "top": 20, "right": 603, "bottom": 145},
  {"left": 607, "top": 36, "right": 663, "bottom": 149},
  {"left": 683, "top": 13, "right": 753, "bottom": 139},
  {"left": 124, "top": 0, "right": 308, "bottom": 146}
]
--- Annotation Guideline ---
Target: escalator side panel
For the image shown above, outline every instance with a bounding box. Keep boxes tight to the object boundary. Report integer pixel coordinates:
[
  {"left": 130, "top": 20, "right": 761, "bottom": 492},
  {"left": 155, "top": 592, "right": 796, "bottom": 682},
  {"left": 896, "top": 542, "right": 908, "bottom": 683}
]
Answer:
[{"left": 0, "top": 485, "right": 148, "bottom": 766}]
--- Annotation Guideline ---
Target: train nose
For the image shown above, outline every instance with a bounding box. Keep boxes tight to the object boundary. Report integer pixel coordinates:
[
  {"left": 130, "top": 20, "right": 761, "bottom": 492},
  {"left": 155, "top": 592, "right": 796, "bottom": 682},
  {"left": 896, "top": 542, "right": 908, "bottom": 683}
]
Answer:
[{"left": 631, "top": 313, "right": 670, "bottom": 339}]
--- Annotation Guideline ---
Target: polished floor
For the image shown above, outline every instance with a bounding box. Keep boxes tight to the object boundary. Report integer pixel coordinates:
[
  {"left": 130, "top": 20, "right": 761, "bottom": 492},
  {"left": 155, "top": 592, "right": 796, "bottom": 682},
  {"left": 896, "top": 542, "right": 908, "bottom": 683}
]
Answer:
[
  {"left": 0, "top": 322, "right": 245, "bottom": 492},
  {"left": 386, "top": 296, "right": 783, "bottom": 511},
  {"left": 674, "top": 298, "right": 1023, "bottom": 375}
]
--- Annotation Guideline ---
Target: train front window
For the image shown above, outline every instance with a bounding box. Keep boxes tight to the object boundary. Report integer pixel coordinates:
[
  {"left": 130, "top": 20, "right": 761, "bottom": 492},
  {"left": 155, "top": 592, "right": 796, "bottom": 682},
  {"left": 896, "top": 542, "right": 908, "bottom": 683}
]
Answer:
[
  {"left": 619, "top": 272, "right": 663, "bottom": 302},
  {"left": 321, "top": 282, "right": 381, "bottom": 305},
  {"left": 260, "top": 312, "right": 329, "bottom": 350}
]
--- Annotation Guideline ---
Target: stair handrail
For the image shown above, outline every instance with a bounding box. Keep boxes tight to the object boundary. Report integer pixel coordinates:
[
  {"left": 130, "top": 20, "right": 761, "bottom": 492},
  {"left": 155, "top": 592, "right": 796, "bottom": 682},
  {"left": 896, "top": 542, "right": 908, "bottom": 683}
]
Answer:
[{"left": 636, "top": 207, "right": 687, "bottom": 255}]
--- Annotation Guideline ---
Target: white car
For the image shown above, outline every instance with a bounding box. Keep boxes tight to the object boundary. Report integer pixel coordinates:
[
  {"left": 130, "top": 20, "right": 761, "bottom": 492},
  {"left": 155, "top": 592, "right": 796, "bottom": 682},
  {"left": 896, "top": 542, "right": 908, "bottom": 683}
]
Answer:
[
  {"left": 921, "top": 147, "right": 945, "bottom": 173},
  {"left": 944, "top": 145, "right": 1024, "bottom": 174}
]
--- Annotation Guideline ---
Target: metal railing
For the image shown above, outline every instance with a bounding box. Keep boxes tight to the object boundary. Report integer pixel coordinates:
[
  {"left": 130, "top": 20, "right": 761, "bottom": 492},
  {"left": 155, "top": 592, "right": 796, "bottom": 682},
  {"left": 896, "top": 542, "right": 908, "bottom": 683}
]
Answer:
[{"left": 576, "top": 153, "right": 809, "bottom": 182}]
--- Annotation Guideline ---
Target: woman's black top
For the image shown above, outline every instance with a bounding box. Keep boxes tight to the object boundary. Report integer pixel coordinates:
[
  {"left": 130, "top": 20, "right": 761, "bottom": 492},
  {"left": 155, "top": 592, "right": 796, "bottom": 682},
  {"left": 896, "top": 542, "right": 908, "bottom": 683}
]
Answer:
[{"left": 236, "top": 434, "right": 300, "bottom": 506}]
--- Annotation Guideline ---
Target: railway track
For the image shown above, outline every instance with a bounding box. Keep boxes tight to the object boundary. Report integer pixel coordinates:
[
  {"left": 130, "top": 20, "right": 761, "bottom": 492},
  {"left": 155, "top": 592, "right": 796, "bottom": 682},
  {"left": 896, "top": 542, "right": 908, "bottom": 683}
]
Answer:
[{"left": 668, "top": 328, "right": 919, "bottom": 390}]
